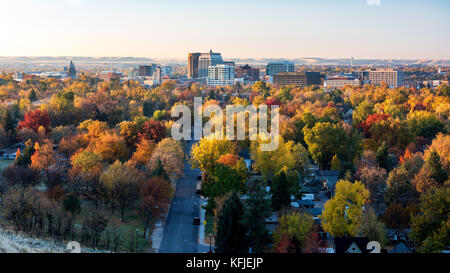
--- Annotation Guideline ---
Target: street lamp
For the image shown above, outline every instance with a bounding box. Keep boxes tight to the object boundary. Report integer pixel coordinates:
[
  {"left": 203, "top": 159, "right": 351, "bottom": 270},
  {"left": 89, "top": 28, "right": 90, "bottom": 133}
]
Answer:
[
  {"left": 209, "top": 233, "right": 212, "bottom": 253},
  {"left": 136, "top": 229, "right": 139, "bottom": 250}
]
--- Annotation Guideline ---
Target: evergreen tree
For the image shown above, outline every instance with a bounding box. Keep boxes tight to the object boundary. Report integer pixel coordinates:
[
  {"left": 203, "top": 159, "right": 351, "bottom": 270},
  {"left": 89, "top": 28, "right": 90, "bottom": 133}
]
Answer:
[
  {"left": 215, "top": 192, "right": 248, "bottom": 253},
  {"left": 271, "top": 171, "right": 291, "bottom": 211},
  {"left": 243, "top": 179, "right": 271, "bottom": 253},
  {"left": 426, "top": 150, "right": 448, "bottom": 184},
  {"left": 151, "top": 157, "right": 169, "bottom": 181},
  {"left": 375, "top": 141, "right": 390, "bottom": 170},
  {"left": 29, "top": 89, "right": 37, "bottom": 102}
]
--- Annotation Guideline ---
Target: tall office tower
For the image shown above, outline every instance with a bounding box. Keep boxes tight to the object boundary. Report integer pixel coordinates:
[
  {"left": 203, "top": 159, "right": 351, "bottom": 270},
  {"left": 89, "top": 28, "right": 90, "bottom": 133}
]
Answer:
[
  {"left": 153, "top": 67, "right": 162, "bottom": 85},
  {"left": 273, "top": 72, "right": 322, "bottom": 87},
  {"left": 138, "top": 64, "right": 157, "bottom": 77},
  {"left": 188, "top": 53, "right": 201, "bottom": 79},
  {"left": 198, "top": 50, "right": 223, "bottom": 78},
  {"left": 67, "top": 61, "right": 77, "bottom": 79},
  {"left": 266, "top": 61, "right": 294, "bottom": 76},
  {"left": 207, "top": 64, "right": 235, "bottom": 86},
  {"left": 367, "top": 68, "right": 404, "bottom": 87}
]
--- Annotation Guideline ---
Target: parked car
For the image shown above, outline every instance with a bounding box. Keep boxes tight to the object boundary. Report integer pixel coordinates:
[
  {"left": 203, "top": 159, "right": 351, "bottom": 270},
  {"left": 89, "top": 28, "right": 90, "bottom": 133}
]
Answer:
[{"left": 193, "top": 217, "right": 200, "bottom": 225}]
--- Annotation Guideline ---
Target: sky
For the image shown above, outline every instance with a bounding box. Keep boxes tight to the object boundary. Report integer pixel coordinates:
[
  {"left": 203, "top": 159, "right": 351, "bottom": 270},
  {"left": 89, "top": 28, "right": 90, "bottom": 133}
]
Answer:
[{"left": 0, "top": 0, "right": 449, "bottom": 60}]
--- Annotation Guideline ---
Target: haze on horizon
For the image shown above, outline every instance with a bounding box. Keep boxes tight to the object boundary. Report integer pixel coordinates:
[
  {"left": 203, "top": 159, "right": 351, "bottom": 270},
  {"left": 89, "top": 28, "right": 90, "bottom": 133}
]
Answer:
[{"left": 0, "top": 0, "right": 449, "bottom": 60}]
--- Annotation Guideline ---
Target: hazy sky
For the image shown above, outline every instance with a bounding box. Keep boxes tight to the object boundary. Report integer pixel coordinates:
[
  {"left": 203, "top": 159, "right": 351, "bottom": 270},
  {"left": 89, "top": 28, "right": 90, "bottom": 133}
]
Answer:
[{"left": 1, "top": 0, "right": 449, "bottom": 59}]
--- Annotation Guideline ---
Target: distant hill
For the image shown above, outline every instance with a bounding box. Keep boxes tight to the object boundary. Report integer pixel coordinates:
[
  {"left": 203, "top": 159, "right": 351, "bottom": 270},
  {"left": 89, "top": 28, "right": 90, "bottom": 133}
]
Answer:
[{"left": 0, "top": 56, "right": 448, "bottom": 66}]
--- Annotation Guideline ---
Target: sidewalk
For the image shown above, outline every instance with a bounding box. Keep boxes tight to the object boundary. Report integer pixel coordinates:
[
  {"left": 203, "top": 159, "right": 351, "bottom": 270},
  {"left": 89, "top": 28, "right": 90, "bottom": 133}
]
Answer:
[{"left": 198, "top": 199, "right": 213, "bottom": 252}]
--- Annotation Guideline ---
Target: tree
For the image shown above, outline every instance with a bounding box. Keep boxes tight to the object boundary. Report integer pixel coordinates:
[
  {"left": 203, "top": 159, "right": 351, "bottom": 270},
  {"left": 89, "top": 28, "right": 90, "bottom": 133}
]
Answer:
[
  {"left": 30, "top": 140, "right": 58, "bottom": 184},
  {"left": 243, "top": 179, "right": 271, "bottom": 253},
  {"left": 273, "top": 211, "right": 314, "bottom": 253},
  {"left": 410, "top": 187, "right": 450, "bottom": 253},
  {"left": 330, "top": 154, "right": 341, "bottom": 171},
  {"left": 353, "top": 100, "right": 374, "bottom": 126},
  {"left": 138, "top": 119, "right": 166, "bottom": 143},
  {"left": 2, "top": 165, "right": 40, "bottom": 189},
  {"left": 357, "top": 206, "right": 388, "bottom": 247},
  {"left": 190, "top": 138, "right": 234, "bottom": 176},
  {"left": 407, "top": 111, "right": 445, "bottom": 140},
  {"left": 100, "top": 161, "right": 143, "bottom": 222},
  {"left": 93, "top": 133, "right": 129, "bottom": 164},
  {"left": 149, "top": 138, "right": 184, "bottom": 181},
  {"left": 130, "top": 138, "right": 155, "bottom": 168},
  {"left": 140, "top": 176, "right": 174, "bottom": 238},
  {"left": 17, "top": 109, "right": 51, "bottom": 133},
  {"left": 215, "top": 192, "right": 248, "bottom": 253},
  {"left": 303, "top": 122, "right": 361, "bottom": 169},
  {"left": 385, "top": 166, "right": 416, "bottom": 206},
  {"left": 271, "top": 171, "right": 291, "bottom": 211},
  {"left": 375, "top": 141, "right": 391, "bottom": 171},
  {"left": 355, "top": 165, "right": 387, "bottom": 213},
  {"left": 14, "top": 140, "right": 35, "bottom": 166},
  {"left": 425, "top": 150, "right": 448, "bottom": 184},
  {"left": 320, "top": 180, "right": 369, "bottom": 237},
  {"left": 382, "top": 203, "right": 410, "bottom": 230}
]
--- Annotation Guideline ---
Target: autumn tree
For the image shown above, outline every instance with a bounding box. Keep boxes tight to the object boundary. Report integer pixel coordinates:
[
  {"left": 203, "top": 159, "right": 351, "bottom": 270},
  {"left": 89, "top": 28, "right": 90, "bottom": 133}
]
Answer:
[
  {"left": 140, "top": 176, "right": 174, "bottom": 237},
  {"left": 130, "top": 138, "right": 156, "bottom": 168},
  {"left": 17, "top": 109, "right": 51, "bottom": 133},
  {"left": 190, "top": 138, "right": 234, "bottom": 177},
  {"left": 273, "top": 211, "right": 314, "bottom": 253},
  {"left": 100, "top": 161, "right": 143, "bottom": 221},
  {"left": 93, "top": 133, "right": 129, "bottom": 164},
  {"left": 149, "top": 138, "right": 184, "bottom": 181},
  {"left": 138, "top": 119, "right": 166, "bottom": 143},
  {"left": 320, "top": 180, "right": 369, "bottom": 237}
]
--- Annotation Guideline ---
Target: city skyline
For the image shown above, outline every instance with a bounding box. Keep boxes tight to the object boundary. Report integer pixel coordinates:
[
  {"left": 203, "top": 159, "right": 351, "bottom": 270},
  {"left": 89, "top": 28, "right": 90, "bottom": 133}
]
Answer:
[{"left": 0, "top": 0, "right": 449, "bottom": 60}]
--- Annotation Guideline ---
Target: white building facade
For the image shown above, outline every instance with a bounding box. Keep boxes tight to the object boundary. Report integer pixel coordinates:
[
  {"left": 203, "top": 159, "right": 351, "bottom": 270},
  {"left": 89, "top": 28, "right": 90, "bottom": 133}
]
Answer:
[{"left": 207, "top": 64, "right": 235, "bottom": 86}]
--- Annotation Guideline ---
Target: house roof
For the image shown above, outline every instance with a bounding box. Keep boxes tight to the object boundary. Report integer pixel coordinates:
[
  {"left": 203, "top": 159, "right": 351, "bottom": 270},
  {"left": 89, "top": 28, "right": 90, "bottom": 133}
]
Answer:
[{"left": 334, "top": 237, "right": 370, "bottom": 253}]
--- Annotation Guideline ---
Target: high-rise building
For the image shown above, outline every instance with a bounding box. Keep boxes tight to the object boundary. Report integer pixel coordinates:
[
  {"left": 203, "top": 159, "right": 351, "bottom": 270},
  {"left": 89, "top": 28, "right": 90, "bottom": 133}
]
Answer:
[
  {"left": 207, "top": 64, "right": 234, "bottom": 86},
  {"left": 266, "top": 61, "right": 294, "bottom": 76},
  {"left": 188, "top": 53, "right": 201, "bottom": 79},
  {"left": 138, "top": 64, "right": 157, "bottom": 77},
  {"left": 235, "top": 64, "right": 260, "bottom": 82},
  {"left": 67, "top": 61, "right": 76, "bottom": 79},
  {"left": 367, "top": 68, "right": 404, "bottom": 87},
  {"left": 198, "top": 50, "right": 223, "bottom": 78},
  {"left": 273, "top": 72, "right": 322, "bottom": 87}
]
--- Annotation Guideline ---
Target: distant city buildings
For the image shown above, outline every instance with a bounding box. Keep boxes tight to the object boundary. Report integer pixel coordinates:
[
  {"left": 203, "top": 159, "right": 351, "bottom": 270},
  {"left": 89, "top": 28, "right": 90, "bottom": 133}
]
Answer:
[
  {"left": 98, "top": 71, "right": 123, "bottom": 81},
  {"left": 235, "top": 64, "right": 260, "bottom": 82},
  {"left": 273, "top": 72, "right": 322, "bottom": 87},
  {"left": 366, "top": 68, "right": 404, "bottom": 87},
  {"left": 207, "top": 64, "right": 234, "bottom": 86},
  {"left": 266, "top": 61, "right": 295, "bottom": 76},
  {"left": 324, "top": 74, "right": 361, "bottom": 89},
  {"left": 198, "top": 50, "right": 223, "bottom": 78},
  {"left": 161, "top": 66, "right": 172, "bottom": 77},
  {"left": 188, "top": 53, "right": 201, "bottom": 79},
  {"left": 138, "top": 64, "right": 157, "bottom": 77}
]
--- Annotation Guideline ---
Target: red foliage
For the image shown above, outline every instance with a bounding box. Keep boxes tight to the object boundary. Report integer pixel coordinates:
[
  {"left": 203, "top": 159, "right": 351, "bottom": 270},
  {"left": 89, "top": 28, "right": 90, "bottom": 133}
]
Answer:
[
  {"left": 361, "top": 113, "right": 391, "bottom": 136},
  {"left": 265, "top": 98, "right": 282, "bottom": 107},
  {"left": 216, "top": 154, "right": 239, "bottom": 168},
  {"left": 138, "top": 119, "right": 166, "bottom": 143},
  {"left": 275, "top": 235, "right": 297, "bottom": 253},
  {"left": 17, "top": 109, "right": 51, "bottom": 133},
  {"left": 304, "top": 231, "right": 326, "bottom": 253}
]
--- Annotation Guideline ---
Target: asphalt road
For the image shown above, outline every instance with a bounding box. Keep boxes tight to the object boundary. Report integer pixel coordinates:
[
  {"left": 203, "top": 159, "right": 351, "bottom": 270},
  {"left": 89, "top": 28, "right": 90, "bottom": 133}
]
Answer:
[{"left": 159, "top": 140, "right": 209, "bottom": 253}]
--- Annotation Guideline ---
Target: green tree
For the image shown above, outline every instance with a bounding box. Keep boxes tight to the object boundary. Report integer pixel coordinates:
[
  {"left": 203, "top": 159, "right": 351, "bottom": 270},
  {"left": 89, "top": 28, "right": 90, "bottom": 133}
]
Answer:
[
  {"left": 320, "top": 180, "right": 369, "bottom": 237},
  {"left": 410, "top": 187, "right": 450, "bottom": 253},
  {"left": 425, "top": 150, "right": 448, "bottom": 184},
  {"left": 353, "top": 100, "right": 374, "bottom": 126},
  {"left": 243, "top": 179, "right": 271, "bottom": 253},
  {"left": 385, "top": 166, "right": 415, "bottom": 206},
  {"left": 215, "top": 192, "right": 248, "bottom": 253},
  {"left": 271, "top": 171, "right": 291, "bottom": 211}
]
